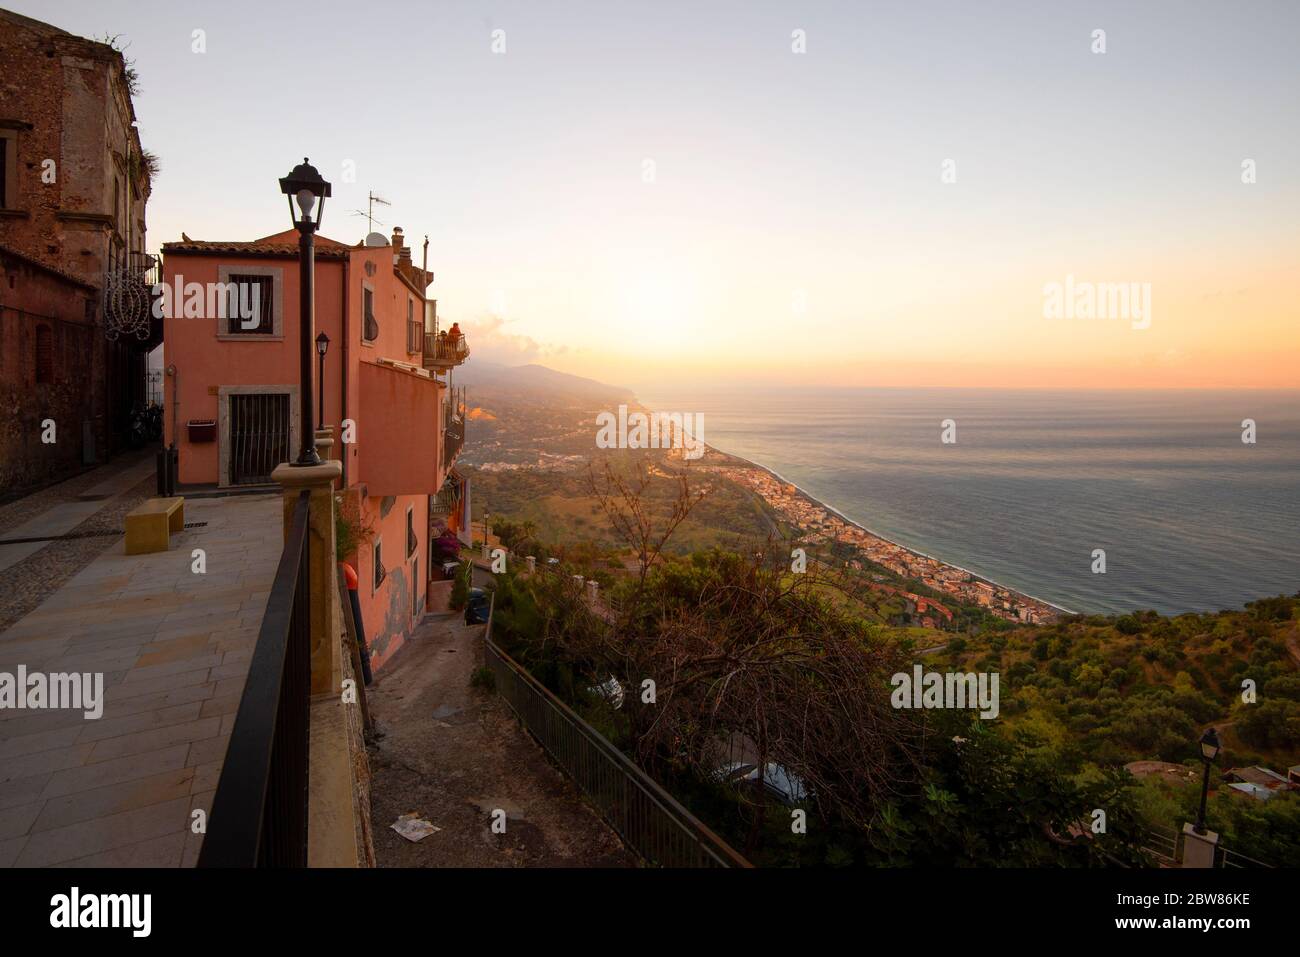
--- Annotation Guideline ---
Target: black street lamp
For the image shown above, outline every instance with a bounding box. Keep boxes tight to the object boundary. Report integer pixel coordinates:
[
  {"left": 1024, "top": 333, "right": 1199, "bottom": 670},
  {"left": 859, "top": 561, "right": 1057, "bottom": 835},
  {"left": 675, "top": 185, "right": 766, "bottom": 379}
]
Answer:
[
  {"left": 279, "top": 158, "right": 332, "bottom": 467},
  {"left": 1193, "top": 727, "right": 1221, "bottom": 835},
  {"left": 315, "top": 331, "right": 329, "bottom": 430}
]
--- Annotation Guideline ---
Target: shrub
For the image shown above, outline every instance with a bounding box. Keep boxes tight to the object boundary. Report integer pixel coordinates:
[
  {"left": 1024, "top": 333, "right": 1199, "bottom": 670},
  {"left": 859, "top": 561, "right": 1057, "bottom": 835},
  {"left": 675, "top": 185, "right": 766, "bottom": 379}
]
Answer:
[
  {"left": 1116, "top": 615, "right": 1142, "bottom": 635},
  {"left": 1263, "top": 674, "right": 1300, "bottom": 702},
  {"left": 334, "top": 494, "right": 371, "bottom": 562},
  {"left": 469, "top": 666, "right": 496, "bottom": 692},
  {"left": 1236, "top": 699, "right": 1300, "bottom": 750},
  {"left": 449, "top": 560, "right": 472, "bottom": 611},
  {"left": 431, "top": 528, "right": 462, "bottom": 565}
]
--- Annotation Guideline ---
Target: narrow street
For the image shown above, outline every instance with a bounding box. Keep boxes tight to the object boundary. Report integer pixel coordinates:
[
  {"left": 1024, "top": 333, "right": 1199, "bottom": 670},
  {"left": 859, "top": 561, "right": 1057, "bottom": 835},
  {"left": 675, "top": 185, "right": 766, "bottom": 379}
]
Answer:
[
  {"left": 0, "top": 450, "right": 158, "bottom": 633},
  {"left": 367, "top": 607, "right": 635, "bottom": 868}
]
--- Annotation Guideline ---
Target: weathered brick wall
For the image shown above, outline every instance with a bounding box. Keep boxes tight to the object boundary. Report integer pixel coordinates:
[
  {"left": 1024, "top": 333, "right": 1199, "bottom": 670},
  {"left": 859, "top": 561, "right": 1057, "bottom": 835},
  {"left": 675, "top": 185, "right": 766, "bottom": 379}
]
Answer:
[
  {"left": 0, "top": 13, "right": 147, "bottom": 280},
  {"left": 0, "top": 11, "right": 155, "bottom": 488},
  {"left": 0, "top": 14, "right": 68, "bottom": 264},
  {"left": 0, "top": 253, "right": 97, "bottom": 494}
]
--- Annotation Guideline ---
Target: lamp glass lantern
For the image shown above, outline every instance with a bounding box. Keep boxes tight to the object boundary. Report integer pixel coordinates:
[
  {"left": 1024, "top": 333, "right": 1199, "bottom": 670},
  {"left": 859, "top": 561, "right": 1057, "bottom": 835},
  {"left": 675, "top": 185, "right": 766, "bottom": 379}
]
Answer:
[
  {"left": 315, "top": 331, "right": 330, "bottom": 431},
  {"left": 1199, "top": 727, "right": 1221, "bottom": 763},
  {"left": 281, "top": 158, "right": 332, "bottom": 466},
  {"left": 278, "top": 158, "right": 332, "bottom": 232}
]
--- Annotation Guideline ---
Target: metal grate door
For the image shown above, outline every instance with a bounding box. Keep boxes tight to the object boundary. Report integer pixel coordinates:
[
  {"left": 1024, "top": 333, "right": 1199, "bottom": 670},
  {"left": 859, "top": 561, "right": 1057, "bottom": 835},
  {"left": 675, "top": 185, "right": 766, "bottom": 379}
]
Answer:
[{"left": 229, "top": 392, "right": 290, "bottom": 485}]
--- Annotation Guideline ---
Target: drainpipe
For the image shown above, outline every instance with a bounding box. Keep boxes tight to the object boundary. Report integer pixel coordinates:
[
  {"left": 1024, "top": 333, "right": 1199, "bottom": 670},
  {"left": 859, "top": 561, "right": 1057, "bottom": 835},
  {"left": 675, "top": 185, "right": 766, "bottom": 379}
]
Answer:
[
  {"left": 161, "top": 363, "right": 179, "bottom": 496},
  {"left": 166, "top": 364, "right": 179, "bottom": 447},
  {"left": 340, "top": 255, "right": 350, "bottom": 488}
]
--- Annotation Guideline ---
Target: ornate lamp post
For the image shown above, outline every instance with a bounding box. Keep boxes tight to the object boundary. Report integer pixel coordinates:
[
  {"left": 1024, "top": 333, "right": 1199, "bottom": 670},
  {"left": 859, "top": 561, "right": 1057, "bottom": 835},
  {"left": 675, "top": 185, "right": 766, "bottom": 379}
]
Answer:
[
  {"left": 279, "top": 158, "right": 332, "bottom": 466},
  {"left": 1193, "top": 727, "right": 1221, "bottom": 835},
  {"left": 315, "top": 332, "right": 330, "bottom": 430}
]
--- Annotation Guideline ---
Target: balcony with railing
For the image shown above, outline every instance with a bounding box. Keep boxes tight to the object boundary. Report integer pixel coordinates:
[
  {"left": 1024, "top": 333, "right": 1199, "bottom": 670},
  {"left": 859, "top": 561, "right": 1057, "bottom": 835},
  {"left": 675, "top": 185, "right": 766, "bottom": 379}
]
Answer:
[
  {"left": 443, "top": 385, "right": 466, "bottom": 465},
  {"left": 430, "top": 483, "right": 457, "bottom": 520},
  {"left": 423, "top": 329, "right": 470, "bottom": 370}
]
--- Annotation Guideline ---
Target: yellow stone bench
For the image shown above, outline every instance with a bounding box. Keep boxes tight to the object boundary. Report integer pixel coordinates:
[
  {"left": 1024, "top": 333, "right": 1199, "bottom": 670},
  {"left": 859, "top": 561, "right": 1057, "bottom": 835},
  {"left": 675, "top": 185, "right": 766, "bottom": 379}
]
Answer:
[{"left": 124, "top": 497, "right": 185, "bottom": 555}]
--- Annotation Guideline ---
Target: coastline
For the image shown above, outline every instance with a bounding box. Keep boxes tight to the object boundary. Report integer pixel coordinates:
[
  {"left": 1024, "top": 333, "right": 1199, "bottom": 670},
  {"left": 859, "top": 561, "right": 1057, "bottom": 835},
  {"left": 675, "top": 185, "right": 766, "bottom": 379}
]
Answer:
[{"left": 719, "top": 449, "right": 1078, "bottom": 617}]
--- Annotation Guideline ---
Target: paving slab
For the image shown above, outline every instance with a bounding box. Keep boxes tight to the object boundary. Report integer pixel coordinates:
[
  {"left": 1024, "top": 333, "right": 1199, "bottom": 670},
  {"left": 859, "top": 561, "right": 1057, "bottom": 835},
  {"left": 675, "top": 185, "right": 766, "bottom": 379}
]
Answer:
[
  {"left": 0, "top": 502, "right": 104, "bottom": 574},
  {"left": 77, "top": 457, "right": 157, "bottom": 502},
  {"left": 0, "top": 493, "right": 282, "bottom": 867}
]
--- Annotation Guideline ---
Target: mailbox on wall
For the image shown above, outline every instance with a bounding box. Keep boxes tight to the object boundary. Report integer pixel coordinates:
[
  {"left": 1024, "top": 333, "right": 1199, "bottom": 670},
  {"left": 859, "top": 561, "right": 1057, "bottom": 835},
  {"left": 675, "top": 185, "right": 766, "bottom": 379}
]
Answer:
[{"left": 187, "top": 419, "right": 217, "bottom": 443}]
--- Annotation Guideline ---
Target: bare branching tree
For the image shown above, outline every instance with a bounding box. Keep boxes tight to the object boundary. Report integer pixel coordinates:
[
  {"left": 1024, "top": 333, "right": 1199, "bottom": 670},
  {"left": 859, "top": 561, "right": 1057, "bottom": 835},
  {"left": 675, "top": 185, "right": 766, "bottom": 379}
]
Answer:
[
  {"left": 585, "top": 457, "right": 709, "bottom": 588},
  {"left": 513, "top": 462, "right": 927, "bottom": 835}
]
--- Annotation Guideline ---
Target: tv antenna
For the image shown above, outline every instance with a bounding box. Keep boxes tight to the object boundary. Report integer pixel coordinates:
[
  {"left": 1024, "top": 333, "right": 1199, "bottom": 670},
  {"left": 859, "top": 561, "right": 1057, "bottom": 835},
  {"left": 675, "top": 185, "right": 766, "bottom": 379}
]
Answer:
[{"left": 349, "top": 190, "right": 392, "bottom": 233}]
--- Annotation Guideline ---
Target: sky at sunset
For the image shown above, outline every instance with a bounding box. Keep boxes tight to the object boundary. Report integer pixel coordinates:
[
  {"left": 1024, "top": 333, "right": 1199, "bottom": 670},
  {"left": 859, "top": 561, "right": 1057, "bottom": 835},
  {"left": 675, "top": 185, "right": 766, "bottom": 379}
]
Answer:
[{"left": 16, "top": 0, "right": 1299, "bottom": 391}]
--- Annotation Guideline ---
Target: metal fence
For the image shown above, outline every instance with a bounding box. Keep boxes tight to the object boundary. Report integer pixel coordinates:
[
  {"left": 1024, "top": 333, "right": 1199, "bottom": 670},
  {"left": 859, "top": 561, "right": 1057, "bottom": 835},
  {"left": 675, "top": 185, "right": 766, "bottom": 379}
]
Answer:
[
  {"left": 483, "top": 598, "right": 751, "bottom": 868},
  {"left": 1137, "top": 825, "right": 1181, "bottom": 866},
  {"left": 1136, "top": 824, "right": 1275, "bottom": 869},
  {"left": 199, "top": 490, "right": 312, "bottom": 867},
  {"left": 1216, "top": 844, "right": 1274, "bottom": 869}
]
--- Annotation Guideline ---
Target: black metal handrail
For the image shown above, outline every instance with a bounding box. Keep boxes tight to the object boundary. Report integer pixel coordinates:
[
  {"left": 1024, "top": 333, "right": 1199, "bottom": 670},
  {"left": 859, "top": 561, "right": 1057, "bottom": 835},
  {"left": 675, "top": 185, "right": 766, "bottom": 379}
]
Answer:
[
  {"left": 482, "top": 595, "right": 751, "bottom": 868},
  {"left": 198, "top": 490, "right": 312, "bottom": 867}
]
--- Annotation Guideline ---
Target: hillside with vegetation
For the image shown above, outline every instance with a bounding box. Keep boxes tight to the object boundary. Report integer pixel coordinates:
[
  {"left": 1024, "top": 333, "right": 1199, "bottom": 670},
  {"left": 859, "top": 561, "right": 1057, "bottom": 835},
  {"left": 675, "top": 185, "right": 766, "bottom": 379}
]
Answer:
[
  {"left": 923, "top": 597, "right": 1300, "bottom": 865},
  {"left": 926, "top": 597, "right": 1300, "bottom": 769},
  {"left": 487, "top": 554, "right": 1299, "bottom": 866},
  {"left": 475, "top": 463, "right": 1300, "bottom": 867},
  {"left": 472, "top": 454, "right": 781, "bottom": 554}
]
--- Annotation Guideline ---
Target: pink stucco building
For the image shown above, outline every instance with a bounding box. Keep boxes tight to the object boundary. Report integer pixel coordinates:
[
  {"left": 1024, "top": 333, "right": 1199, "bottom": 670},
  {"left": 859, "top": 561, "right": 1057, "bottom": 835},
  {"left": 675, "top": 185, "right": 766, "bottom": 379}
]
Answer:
[{"left": 160, "top": 225, "right": 469, "bottom": 671}]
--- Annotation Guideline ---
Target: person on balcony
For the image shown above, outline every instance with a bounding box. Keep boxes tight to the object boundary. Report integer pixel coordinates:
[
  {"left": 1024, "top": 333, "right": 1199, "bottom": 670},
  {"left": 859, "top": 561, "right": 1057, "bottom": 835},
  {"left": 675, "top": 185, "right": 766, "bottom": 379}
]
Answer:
[{"left": 446, "top": 322, "right": 467, "bottom": 359}]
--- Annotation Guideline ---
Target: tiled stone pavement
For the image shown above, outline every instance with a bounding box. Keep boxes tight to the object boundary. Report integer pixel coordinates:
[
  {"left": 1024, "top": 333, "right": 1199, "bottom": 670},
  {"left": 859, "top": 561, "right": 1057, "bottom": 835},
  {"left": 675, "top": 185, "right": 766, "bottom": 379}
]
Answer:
[
  {"left": 0, "top": 494, "right": 283, "bottom": 867},
  {"left": 0, "top": 451, "right": 161, "bottom": 634}
]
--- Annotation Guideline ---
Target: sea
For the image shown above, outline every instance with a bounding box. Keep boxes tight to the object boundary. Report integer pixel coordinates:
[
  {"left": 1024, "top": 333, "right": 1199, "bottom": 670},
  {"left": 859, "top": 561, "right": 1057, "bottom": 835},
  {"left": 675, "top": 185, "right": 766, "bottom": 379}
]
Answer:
[{"left": 636, "top": 387, "right": 1300, "bottom": 617}]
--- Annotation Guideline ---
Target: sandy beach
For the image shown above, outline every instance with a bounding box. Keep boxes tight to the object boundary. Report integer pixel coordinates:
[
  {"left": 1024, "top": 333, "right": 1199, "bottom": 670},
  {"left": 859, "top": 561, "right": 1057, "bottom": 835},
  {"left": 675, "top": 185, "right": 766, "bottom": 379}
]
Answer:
[{"left": 684, "top": 441, "right": 1073, "bottom": 624}]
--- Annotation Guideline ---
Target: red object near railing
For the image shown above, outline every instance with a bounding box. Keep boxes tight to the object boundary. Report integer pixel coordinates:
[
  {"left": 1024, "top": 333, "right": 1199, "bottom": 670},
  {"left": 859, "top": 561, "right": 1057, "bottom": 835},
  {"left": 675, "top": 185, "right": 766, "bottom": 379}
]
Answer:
[{"left": 422, "top": 330, "right": 470, "bottom": 369}]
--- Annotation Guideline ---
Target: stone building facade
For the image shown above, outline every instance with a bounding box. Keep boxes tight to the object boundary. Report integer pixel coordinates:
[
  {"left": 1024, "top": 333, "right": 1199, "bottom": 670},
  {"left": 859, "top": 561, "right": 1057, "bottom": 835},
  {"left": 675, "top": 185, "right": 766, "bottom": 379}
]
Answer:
[{"left": 0, "top": 8, "right": 156, "bottom": 496}]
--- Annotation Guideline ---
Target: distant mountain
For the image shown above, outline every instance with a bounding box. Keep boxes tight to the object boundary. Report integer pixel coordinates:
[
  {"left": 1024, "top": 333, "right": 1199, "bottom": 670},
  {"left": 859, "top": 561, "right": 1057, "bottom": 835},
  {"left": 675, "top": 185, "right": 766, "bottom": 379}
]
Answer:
[{"left": 454, "top": 361, "right": 634, "bottom": 404}]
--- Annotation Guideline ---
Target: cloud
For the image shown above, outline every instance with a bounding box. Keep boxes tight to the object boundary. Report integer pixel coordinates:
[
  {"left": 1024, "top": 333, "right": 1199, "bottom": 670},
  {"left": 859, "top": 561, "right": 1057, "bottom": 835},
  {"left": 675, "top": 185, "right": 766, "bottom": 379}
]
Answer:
[{"left": 457, "top": 314, "right": 567, "bottom": 365}]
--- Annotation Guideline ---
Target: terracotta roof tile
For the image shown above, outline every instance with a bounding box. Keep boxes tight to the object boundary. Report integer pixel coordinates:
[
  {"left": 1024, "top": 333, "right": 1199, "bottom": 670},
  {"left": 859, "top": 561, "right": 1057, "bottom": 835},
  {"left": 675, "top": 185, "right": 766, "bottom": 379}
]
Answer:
[{"left": 161, "top": 230, "right": 353, "bottom": 259}]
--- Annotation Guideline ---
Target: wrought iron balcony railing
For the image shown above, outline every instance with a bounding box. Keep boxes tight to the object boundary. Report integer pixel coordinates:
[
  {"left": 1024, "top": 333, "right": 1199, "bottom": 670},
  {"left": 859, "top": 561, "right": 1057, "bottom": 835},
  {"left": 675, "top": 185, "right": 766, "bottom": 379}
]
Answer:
[
  {"left": 442, "top": 385, "right": 466, "bottom": 466},
  {"left": 423, "top": 330, "right": 470, "bottom": 369}
]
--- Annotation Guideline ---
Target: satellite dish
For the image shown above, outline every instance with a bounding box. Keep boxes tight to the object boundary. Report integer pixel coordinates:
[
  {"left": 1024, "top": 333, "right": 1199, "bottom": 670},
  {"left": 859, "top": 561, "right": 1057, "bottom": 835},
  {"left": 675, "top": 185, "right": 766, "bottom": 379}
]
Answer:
[{"left": 364, "top": 232, "right": 388, "bottom": 247}]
